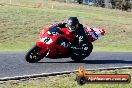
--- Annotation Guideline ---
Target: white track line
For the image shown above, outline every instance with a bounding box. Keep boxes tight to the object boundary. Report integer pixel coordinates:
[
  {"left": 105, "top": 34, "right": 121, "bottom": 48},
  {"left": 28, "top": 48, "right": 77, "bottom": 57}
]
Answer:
[{"left": 0, "top": 66, "right": 132, "bottom": 81}]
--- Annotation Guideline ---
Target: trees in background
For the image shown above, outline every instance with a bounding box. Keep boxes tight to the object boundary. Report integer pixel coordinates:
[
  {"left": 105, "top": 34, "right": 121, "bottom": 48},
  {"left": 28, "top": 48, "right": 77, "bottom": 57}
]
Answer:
[
  {"left": 110, "top": 0, "right": 132, "bottom": 11},
  {"left": 63, "top": 0, "right": 132, "bottom": 11}
]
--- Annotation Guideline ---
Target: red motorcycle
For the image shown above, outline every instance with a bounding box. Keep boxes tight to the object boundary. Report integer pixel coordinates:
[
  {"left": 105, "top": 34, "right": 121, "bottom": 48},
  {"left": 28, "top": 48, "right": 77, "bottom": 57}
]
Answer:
[{"left": 25, "top": 26, "right": 105, "bottom": 63}]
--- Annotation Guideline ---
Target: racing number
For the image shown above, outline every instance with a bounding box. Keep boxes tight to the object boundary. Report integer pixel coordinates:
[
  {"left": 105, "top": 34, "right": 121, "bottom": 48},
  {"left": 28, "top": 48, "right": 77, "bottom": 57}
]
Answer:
[{"left": 44, "top": 37, "right": 50, "bottom": 43}]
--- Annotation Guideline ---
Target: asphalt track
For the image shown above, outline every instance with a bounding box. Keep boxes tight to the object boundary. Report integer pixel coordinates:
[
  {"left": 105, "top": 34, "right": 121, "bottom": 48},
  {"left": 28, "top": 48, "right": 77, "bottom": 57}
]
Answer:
[{"left": 0, "top": 51, "right": 132, "bottom": 79}]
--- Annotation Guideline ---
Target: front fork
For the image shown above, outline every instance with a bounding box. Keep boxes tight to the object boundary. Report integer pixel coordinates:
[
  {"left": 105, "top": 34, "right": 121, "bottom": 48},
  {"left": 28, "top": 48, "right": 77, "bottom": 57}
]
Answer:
[{"left": 36, "top": 42, "right": 49, "bottom": 56}]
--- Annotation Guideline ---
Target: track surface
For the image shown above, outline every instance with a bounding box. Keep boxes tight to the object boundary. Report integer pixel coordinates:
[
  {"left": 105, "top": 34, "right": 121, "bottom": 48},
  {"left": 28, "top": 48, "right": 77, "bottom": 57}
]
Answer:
[{"left": 0, "top": 52, "right": 132, "bottom": 78}]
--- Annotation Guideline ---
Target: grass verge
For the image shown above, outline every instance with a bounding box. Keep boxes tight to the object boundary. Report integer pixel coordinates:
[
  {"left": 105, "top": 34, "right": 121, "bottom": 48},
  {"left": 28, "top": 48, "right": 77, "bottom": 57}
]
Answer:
[
  {"left": 0, "top": 68, "right": 132, "bottom": 88},
  {"left": 0, "top": 0, "right": 132, "bottom": 51}
]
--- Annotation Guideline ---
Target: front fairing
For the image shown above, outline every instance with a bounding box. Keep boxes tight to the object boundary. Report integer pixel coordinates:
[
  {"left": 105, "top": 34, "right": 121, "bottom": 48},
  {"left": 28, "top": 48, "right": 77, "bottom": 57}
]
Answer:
[{"left": 39, "top": 26, "right": 62, "bottom": 45}]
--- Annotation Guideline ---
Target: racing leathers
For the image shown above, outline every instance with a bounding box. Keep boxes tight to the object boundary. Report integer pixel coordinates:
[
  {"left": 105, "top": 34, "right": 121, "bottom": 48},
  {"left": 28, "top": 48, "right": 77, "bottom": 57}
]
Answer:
[{"left": 56, "top": 22, "right": 89, "bottom": 47}]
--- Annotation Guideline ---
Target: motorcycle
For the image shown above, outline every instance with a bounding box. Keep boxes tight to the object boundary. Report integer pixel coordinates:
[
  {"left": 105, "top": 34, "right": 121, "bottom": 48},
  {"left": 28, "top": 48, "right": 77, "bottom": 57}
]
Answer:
[{"left": 25, "top": 26, "right": 105, "bottom": 63}]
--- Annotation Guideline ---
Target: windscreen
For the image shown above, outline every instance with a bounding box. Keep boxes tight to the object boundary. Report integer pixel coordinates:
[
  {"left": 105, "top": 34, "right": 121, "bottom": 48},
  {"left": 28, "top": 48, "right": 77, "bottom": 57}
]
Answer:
[{"left": 48, "top": 26, "right": 63, "bottom": 35}]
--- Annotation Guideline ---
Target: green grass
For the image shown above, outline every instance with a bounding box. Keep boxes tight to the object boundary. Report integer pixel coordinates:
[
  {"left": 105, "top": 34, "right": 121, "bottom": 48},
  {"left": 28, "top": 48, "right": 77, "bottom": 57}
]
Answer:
[
  {"left": 0, "top": 0, "right": 132, "bottom": 51},
  {"left": 0, "top": 69, "right": 132, "bottom": 88}
]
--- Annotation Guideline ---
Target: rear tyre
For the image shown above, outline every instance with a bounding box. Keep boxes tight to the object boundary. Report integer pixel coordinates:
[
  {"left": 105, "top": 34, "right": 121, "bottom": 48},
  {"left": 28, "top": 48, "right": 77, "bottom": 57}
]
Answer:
[
  {"left": 71, "top": 42, "right": 93, "bottom": 62},
  {"left": 25, "top": 46, "right": 48, "bottom": 63}
]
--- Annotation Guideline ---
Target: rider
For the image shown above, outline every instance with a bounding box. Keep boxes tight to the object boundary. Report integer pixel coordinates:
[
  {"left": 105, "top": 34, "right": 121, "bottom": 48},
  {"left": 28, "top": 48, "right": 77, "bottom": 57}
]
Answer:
[
  {"left": 56, "top": 17, "right": 89, "bottom": 46},
  {"left": 48, "top": 17, "right": 97, "bottom": 48}
]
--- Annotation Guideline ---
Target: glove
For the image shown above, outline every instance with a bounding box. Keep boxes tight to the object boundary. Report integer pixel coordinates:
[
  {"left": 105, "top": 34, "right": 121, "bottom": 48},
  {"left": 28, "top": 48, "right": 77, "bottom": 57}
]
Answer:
[
  {"left": 56, "top": 23, "right": 63, "bottom": 27},
  {"left": 56, "top": 23, "right": 67, "bottom": 28}
]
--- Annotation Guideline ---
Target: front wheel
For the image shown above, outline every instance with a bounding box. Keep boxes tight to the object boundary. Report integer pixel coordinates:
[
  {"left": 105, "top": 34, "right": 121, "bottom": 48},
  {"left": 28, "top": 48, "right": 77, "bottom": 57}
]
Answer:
[{"left": 25, "top": 46, "right": 48, "bottom": 63}]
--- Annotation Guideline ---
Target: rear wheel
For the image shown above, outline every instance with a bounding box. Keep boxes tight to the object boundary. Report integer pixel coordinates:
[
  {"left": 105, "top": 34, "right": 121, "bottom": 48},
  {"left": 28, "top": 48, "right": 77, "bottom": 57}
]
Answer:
[
  {"left": 25, "top": 46, "right": 48, "bottom": 63},
  {"left": 71, "top": 42, "right": 93, "bottom": 62}
]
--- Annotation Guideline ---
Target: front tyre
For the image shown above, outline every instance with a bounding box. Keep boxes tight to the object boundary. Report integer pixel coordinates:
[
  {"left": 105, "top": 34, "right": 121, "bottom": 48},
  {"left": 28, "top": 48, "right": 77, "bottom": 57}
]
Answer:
[{"left": 25, "top": 46, "right": 47, "bottom": 63}]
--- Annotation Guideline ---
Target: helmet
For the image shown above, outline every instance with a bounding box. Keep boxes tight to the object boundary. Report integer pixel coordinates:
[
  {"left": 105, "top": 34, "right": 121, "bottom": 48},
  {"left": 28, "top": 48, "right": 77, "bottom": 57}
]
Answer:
[{"left": 67, "top": 17, "right": 79, "bottom": 32}]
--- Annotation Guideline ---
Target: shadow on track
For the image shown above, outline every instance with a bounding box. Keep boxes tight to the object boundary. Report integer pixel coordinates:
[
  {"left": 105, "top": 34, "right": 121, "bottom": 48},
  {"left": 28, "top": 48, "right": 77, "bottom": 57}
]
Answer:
[{"left": 38, "top": 60, "right": 132, "bottom": 64}]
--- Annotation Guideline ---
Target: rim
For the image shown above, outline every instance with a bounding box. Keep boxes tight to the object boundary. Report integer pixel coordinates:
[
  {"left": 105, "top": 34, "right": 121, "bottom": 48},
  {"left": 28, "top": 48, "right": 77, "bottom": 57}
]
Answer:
[{"left": 28, "top": 48, "right": 40, "bottom": 60}]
